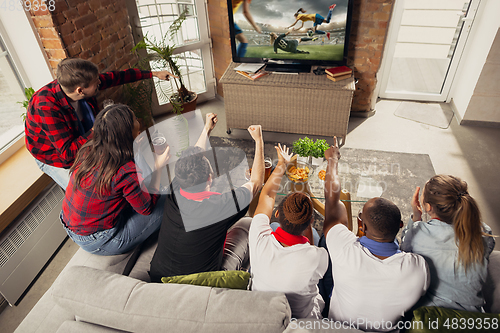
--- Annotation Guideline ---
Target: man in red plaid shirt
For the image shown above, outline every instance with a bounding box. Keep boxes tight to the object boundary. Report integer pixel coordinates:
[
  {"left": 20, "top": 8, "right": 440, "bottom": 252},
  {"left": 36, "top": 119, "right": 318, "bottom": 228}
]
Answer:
[{"left": 25, "top": 58, "right": 174, "bottom": 190}]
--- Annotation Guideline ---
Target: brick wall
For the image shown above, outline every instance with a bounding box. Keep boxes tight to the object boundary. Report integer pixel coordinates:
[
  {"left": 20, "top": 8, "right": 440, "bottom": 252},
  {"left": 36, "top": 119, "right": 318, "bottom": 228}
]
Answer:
[
  {"left": 208, "top": 0, "right": 394, "bottom": 112},
  {"left": 28, "top": 0, "right": 139, "bottom": 104},
  {"left": 349, "top": 0, "right": 394, "bottom": 112}
]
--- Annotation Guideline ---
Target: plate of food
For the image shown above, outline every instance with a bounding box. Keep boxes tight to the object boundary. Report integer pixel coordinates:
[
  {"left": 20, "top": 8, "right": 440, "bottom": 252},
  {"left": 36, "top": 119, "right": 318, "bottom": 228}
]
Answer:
[{"left": 286, "top": 162, "right": 312, "bottom": 183}]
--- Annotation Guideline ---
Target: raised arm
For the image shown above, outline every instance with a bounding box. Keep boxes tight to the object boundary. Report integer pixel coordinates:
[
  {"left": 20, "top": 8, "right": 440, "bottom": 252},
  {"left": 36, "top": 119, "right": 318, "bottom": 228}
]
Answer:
[
  {"left": 287, "top": 19, "right": 300, "bottom": 29},
  {"left": 242, "top": 125, "right": 264, "bottom": 198},
  {"left": 194, "top": 113, "right": 217, "bottom": 150},
  {"left": 323, "top": 137, "right": 348, "bottom": 237},
  {"left": 254, "top": 144, "right": 293, "bottom": 218},
  {"left": 148, "top": 146, "right": 171, "bottom": 193},
  {"left": 242, "top": 0, "right": 262, "bottom": 33}
]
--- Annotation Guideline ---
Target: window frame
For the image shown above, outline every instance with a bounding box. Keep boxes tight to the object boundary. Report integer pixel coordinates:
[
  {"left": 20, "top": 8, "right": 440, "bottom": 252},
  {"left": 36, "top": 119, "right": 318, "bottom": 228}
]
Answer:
[
  {"left": 126, "top": 0, "right": 216, "bottom": 116},
  {"left": 0, "top": 10, "right": 53, "bottom": 164}
]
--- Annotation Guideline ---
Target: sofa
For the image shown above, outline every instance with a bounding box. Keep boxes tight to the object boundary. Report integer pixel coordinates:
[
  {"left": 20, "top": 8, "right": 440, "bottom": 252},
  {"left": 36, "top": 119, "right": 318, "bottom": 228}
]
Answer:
[{"left": 14, "top": 231, "right": 500, "bottom": 333}]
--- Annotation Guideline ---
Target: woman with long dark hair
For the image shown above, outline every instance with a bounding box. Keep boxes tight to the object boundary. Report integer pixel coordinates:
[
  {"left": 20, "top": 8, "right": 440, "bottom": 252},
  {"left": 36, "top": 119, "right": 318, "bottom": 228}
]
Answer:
[
  {"left": 401, "top": 174, "right": 495, "bottom": 311},
  {"left": 61, "top": 104, "right": 170, "bottom": 255}
]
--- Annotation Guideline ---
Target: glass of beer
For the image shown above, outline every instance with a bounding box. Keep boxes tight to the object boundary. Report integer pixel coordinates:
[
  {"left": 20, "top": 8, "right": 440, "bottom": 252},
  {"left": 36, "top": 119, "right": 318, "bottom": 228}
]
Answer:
[
  {"left": 264, "top": 157, "right": 273, "bottom": 183},
  {"left": 151, "top": 132, "right": 167, "bottom": 154}
]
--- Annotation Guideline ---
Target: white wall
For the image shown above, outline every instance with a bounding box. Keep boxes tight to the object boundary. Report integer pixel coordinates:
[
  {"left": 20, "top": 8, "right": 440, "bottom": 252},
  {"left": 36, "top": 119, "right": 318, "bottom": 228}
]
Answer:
[
  {"left": 0, "top": 9, "right": 53, "bottom": 90},
  {"left": 450, "top": 0, "right": 500, "bottom": 121}
]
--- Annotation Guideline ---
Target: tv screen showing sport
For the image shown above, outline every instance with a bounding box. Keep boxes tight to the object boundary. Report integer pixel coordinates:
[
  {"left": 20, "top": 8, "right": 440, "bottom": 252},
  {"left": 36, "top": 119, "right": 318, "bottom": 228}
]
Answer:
[{"left": 228, "top": 0, "right": 352, "bottom": 64}]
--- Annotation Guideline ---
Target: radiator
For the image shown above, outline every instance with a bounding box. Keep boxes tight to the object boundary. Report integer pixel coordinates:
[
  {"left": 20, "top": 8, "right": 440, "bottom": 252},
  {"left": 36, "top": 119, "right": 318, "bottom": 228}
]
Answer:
[{"left": 0, "top": 183, "right": 67, "bottom": 306}]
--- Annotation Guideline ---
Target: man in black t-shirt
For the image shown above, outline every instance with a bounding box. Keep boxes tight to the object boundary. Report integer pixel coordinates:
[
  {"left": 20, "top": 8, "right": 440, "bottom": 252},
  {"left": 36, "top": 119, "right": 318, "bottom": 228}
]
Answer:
[{"left": 149, "top": 115, "right": 265, "bottom": 282}]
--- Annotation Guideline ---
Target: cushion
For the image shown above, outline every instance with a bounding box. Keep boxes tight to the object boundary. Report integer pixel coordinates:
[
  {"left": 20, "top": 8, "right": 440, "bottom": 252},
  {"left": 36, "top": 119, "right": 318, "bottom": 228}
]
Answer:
[
  {"left": 483, "top": 250, "right": 500, "bottom": 313},
  {"left": 407, "top": 306, "right": 500, "bottom": 333},
  {"left": 51, "top": 266, "right": 290, "bottom": 333},
  {"left": 161, "top": 270, "right": 251, "bottom": 289}
]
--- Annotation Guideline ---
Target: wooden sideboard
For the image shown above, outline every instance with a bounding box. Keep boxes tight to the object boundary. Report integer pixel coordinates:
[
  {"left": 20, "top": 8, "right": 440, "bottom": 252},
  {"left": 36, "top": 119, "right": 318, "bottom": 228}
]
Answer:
[{"left": 220, "top": 62, "right": 355, "bottom": 143}]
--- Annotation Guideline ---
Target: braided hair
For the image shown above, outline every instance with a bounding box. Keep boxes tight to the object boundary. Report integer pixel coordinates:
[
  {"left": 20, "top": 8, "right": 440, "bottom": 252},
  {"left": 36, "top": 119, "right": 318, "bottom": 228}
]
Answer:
[{"left": 277, "top": 192, "right": 313, "bottom": 235}]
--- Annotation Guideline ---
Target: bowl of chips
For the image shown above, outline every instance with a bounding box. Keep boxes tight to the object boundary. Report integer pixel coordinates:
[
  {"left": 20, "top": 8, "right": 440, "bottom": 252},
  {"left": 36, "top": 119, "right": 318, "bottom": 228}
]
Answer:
[
  {"left": 318, "top": 169, "right": 326, "bottom": 188},
  {"left": 286, "top": 162, "right": 312, "bottom": 183}
]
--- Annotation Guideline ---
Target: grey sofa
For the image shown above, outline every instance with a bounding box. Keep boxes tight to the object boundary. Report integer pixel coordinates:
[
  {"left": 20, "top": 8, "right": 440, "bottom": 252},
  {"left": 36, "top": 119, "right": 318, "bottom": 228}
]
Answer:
[{"left": 14, "top": 234, "right": 500, "bottom": 333}]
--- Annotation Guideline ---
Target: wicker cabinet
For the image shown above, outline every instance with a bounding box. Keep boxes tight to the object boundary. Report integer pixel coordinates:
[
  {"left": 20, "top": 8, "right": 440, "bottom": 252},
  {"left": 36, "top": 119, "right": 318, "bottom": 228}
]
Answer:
[{"left": 220, "top": 62, "right": 355, "bottom": 143}]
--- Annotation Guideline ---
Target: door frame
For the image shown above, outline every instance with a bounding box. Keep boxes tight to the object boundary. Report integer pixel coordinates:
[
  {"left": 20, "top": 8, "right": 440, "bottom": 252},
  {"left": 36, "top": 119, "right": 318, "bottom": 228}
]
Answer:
[{"left": 378, "top": 0, "right": 481, "bottom": 102}]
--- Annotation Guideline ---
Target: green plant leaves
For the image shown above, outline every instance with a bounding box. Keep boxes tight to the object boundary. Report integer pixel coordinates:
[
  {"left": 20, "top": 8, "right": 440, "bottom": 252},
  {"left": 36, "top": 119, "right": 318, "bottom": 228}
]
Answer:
[
  {"left": 292, "top": 137, "right": 330, "bottom": 158},
  {"left": 18, "top": 87, "right": 35, "bottom": 121}
]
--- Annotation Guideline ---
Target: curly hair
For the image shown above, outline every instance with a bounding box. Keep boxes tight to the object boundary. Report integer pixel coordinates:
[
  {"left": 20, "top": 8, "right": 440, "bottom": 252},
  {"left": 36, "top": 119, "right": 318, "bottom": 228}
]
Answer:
[
  {"left": 175, "top": 146, "right": 213, "bottom": 193},
  {"left": 277, "top": 192, "right": 313, "bottom": 235},
  {"left": 365, "top": 197, "right": 402, "bottom": 239}
]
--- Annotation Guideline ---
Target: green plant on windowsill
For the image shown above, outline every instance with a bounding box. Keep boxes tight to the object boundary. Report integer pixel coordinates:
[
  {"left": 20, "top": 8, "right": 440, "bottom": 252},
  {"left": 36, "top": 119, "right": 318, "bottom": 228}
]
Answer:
[
  {"left": 122, "top": 79, "right": 155, "bottom": 130},
  {"left": 131, "top": 7, "right": 197, "bottom": 115},
  {"left": 18, "top": 87, "right": 35, "bottom": 121},
  {"left": 292, "top": 137, "right": 330, "bottom": 160}
]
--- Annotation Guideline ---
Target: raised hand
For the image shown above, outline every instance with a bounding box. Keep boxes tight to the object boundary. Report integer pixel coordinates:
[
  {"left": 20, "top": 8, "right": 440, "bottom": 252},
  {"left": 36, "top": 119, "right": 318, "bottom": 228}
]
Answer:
[
  {"left": 205, "top": 113, "right": 217, "bottom": 134},
  {"left": 411, "top": 186, "right": 423, "bottom": 222},
  {"left": 324, "top": 136, "right": 341, "bottom": 160},
  {"left": 154, "top": 145, "right": 171, "bottom": 168},
  {"left": 276, "top": 143, "right": 293, "bottom": 165},
  {"left": 247, "top": 125, "right": 263, "bottom": 141}
]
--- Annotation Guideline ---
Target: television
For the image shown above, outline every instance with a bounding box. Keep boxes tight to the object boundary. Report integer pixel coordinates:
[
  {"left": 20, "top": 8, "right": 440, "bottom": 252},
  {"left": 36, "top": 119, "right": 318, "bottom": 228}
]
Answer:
[{"left": 227, "top": 0, "right": 354, "bottom": 72}]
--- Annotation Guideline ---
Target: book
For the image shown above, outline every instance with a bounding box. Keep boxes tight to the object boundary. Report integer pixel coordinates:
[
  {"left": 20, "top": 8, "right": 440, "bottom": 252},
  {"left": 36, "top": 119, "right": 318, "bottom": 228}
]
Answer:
[
  {"left": 325, "top": 66, "right": 352, "bottom": 77},
  {"left": 236, "top": 70, "right": 269, "bottom": 81},
  {"left": 326, "top": 73, "right": 352, "bottom": 82},
  {"left": 234, "top": 63, "right": 265, "bottom": 74}
]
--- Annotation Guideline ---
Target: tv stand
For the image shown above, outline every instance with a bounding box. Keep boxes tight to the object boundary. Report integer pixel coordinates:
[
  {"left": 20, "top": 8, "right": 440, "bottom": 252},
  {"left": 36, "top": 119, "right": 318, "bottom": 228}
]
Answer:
[
  {"left": 220, "top": 62, "right": 355, "bottom": 140},
  {"left": 264, "top": 63, "right": 311, "bottom": 73}
]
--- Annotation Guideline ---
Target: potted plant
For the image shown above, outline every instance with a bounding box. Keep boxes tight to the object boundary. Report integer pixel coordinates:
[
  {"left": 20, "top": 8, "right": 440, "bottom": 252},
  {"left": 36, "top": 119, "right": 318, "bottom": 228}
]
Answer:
[
  {"left": 131, "top": 8, "right": 197, "bottom": 115},
  {"left": 292, "top": 137, "right": 330, "bottom": 165},
  {"left": 122, "top": 79, "right": 155, "bottom": 130},
  {"left": 19, "top": 87, "right": 35, "bottom": 121}
]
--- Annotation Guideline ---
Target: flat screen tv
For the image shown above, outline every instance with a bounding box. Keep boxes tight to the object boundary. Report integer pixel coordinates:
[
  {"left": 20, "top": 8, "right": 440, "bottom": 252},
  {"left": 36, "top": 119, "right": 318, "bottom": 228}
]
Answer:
[{"left": 227, "top": 0, "right": 354, "bottom": 72}]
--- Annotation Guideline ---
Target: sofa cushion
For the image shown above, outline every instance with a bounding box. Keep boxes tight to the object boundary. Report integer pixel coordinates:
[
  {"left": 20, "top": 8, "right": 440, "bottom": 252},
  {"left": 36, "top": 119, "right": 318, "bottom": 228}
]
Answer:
[
  {"left": 51, "top": 266, "right": 290, "bottom": 333},
  {"left": 407, "top": 306, "right": 500, "bottom": 333},
  {"left": 162, "top": 270, "right": 251, "bottom": 289},
  {"left": 56, "top": 321, "right": 128, "bottom": 333},
  {"left": 484, "top": 250, "right": 500, "bottom": 313}
]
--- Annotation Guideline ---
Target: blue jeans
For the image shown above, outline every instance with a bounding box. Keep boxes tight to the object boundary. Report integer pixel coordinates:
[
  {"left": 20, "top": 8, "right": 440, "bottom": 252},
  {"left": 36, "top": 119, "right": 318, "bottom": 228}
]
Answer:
[
  {"left": 62, "top": 195, "right": 166, "bottom": 255},
  {"left": 270, "top": 222, "right": 320, "bottom": 246},
  {"left": 35, "top": 159, "right": 71, "bottom": 190}
]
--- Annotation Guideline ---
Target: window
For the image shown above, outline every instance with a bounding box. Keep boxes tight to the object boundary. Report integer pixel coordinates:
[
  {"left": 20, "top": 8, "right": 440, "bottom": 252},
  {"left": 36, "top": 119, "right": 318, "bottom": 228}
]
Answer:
[
  {"left": 0, "top": 11, "right": 53, "bottom": 164},
  {"left": 0, "top": 31, "right": 26, "bottom": 150},
  {"left": 131, "top": 0, "right": 215, "bottom": 112}
]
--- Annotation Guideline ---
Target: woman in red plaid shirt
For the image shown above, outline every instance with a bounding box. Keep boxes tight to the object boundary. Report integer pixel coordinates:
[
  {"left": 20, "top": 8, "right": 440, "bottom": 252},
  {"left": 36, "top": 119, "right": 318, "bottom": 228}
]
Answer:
[{"left": 60, "top": 104, "right": 170, "bottom": 255}]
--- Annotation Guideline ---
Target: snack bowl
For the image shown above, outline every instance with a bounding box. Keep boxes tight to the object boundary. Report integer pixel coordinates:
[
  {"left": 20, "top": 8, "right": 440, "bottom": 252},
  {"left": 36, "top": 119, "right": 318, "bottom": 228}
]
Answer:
[
  {"left": 286, "top": 161, "right": 312, "bottom": 183},
  {"left": 317, "top": 169, "right": 326, "bottom": 188}
]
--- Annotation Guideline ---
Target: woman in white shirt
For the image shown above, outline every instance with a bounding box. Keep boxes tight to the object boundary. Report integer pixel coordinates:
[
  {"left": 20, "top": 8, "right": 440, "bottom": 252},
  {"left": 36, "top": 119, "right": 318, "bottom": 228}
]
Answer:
[{"left": 248, "top": 144, "right": 329, "bottom": 319}]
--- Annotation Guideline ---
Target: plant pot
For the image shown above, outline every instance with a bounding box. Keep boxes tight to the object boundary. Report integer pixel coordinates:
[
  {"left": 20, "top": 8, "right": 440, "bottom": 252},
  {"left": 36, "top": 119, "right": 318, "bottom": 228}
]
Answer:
[{"left": 172, "top": 91, "right": 198, "bottom": 114}]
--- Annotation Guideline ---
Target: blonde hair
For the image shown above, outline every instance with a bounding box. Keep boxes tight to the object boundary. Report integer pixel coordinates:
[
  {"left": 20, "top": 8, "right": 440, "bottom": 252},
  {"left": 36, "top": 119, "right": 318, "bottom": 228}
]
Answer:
[
  {"left": 423, "top": 175, "right": 492, "bottom": 272},
  {"left": 270, "top": 33, "right": 277, "bottom": 45}
]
